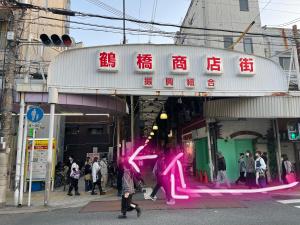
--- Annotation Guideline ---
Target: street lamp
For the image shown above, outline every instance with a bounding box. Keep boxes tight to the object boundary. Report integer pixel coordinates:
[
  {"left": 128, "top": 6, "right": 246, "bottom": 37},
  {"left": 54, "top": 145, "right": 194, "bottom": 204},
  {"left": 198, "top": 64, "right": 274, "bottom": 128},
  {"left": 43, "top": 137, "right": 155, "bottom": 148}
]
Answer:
[
  {"left": 153, "top": 124, "right": 158, "bottom": 130},
  {"left": 150, "top": 131, "right": 155, "bottom": 136},
  {"left": 148, "top": 136, "right": 152, "bottom": 140}
]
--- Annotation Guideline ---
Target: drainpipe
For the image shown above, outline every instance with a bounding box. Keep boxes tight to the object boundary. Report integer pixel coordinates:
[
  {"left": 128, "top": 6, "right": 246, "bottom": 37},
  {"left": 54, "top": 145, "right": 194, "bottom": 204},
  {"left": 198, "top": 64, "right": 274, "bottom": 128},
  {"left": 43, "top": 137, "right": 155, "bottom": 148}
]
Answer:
[{"left": 206, "top": 120, "right": 214, "bottom": 181}]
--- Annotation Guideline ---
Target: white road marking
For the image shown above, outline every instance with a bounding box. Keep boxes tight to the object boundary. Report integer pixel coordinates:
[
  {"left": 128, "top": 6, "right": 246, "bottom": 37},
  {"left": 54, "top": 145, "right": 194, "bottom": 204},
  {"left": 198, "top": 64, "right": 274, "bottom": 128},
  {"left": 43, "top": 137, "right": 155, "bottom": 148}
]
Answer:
[{"left": 277, "top": 199, "right": 300, "bottom": 204}]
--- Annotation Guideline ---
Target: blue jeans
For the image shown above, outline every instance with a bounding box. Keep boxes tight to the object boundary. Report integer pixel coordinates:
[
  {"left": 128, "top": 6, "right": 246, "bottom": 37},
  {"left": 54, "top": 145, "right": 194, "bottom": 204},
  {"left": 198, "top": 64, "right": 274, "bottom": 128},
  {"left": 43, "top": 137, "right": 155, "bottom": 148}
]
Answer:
[{"left": 85, "top": 179, "right": 92, "bottom": 192}]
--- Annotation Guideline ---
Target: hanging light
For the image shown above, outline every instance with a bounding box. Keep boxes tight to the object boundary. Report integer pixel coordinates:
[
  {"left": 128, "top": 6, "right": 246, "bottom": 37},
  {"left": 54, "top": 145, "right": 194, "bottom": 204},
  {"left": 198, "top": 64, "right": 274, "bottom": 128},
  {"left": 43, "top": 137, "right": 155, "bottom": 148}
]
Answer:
[
  {"left": 160, "top": 106, "right": 168, "bottom": 120},
  {"left": 153, "top": 124, "right": 158, "bottom": 130},
  {"left": 150, "top": 131, "right": 155, "bottom": 136},
  {"left": 148, "top": 136, "right": 152, "bottom": 140}
]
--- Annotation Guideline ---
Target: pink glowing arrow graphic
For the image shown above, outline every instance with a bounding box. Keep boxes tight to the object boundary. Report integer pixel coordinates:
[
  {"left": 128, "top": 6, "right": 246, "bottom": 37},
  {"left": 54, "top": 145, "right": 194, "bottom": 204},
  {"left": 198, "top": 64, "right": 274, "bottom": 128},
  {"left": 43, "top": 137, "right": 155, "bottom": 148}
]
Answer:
[
  {"left": 129, "top": 145, "right": 158, "bottom": 173},
  {"left": 178, "top": 182, "right": 299, "bottom": 194},
  {"left": 162, "top": 153, "right": 299, "bottom": 201}
]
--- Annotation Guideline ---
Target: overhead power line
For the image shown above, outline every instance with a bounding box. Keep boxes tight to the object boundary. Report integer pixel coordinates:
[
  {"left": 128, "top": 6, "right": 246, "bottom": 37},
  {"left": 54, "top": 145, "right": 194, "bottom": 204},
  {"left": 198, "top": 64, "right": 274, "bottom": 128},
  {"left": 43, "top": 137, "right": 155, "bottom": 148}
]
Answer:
[
  {"left": 12, "top": 1, "right": 299, "bottom": 40},
  {"left": 22, "top": 15, "right": 299, "bottom": 43}
]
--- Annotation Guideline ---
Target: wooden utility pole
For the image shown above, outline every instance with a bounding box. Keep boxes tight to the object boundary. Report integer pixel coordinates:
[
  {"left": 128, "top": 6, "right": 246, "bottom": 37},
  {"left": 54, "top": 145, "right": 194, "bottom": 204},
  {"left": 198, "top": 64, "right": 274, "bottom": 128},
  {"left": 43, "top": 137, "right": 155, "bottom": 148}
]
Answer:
[
  {"left": 292, "top": 25, "right": 300, "bottom": 67},
  {"left": 0, "top": 1, "right": 25, "bottom": 207}
]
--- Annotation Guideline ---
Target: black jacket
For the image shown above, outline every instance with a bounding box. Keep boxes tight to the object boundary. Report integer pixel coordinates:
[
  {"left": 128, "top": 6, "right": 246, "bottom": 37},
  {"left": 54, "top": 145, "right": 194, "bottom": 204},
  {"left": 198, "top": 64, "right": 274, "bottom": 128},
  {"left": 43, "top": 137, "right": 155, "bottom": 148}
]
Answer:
[{"left": 217, "top": 157, "right": 226, "bottom": 171}]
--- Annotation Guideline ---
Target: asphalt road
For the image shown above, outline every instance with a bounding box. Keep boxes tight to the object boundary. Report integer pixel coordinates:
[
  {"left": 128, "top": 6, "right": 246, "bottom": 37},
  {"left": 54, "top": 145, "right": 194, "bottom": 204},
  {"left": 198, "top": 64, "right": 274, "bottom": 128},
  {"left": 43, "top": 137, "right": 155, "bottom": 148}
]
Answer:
[{"left": 0, "top": 199, "right": 299, "bottom": 225}]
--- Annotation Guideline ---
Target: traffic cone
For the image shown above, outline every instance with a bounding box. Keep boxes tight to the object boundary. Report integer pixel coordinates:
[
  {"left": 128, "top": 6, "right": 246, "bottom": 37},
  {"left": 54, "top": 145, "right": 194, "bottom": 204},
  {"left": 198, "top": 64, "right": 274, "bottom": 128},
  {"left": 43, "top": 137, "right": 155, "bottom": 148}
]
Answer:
[
  {"left": 199, "top": 170, "right": 203, "bottom": 182},
  {"left": 203, "top": 171, "right": 208, "bottom": 184}
]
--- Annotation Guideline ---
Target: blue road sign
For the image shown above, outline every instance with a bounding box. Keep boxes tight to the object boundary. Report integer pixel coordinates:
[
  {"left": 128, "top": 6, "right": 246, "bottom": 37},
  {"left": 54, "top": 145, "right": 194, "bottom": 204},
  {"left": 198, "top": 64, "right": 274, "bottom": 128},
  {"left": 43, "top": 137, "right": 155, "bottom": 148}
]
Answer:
[{"left": 27, "top": 106, "right": 44, "bottom": 123}]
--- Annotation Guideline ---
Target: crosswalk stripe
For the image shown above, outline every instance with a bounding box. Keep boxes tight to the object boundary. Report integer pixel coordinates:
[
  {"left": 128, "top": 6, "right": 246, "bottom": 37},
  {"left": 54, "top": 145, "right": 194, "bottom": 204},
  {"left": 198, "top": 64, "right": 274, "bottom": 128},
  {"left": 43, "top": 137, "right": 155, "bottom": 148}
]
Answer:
[{"left": 277, "top": 199, "right": 300, "bottom": 204}]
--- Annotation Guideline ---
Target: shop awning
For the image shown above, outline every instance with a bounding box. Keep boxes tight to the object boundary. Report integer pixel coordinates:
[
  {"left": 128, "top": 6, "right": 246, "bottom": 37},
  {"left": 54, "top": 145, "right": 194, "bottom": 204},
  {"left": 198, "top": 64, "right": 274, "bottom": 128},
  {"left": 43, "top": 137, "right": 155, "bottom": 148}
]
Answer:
[{"left": 204, "top": 96, "right": 300, "bottom": 119}]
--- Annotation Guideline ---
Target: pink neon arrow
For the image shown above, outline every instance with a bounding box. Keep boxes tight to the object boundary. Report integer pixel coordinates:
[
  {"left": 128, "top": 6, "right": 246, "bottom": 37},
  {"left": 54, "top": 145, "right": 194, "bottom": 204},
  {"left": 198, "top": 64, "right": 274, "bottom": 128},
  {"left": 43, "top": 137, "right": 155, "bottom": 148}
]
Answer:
[
  {"left": 162, "top": 152, "right": 184, "bottom": 176},
  {"left": 178, "top": 182, "right": 299, "bottom": 194},
  {"left": 171, "top": 173, "right": 189, "bottom": 200},
  {"left": 128, "top": 145, "right": 158, "bottom": 173}
]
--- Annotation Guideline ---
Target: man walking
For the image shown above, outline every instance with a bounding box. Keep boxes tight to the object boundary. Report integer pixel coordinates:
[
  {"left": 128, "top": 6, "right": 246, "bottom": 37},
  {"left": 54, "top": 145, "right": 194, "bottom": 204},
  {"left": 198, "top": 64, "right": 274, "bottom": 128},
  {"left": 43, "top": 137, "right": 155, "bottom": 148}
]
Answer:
[
  {"left": 148, "top": 153, "right": 174, "bottom": 205},
  {"left": 91, "top": 157, "right": 105, "bottom": 195},
  {"left": 215, "top": 152, "right": 231, "bottom": 188},
  {"left": 235, "top": 153, "right": 246, "bottom": 185}
]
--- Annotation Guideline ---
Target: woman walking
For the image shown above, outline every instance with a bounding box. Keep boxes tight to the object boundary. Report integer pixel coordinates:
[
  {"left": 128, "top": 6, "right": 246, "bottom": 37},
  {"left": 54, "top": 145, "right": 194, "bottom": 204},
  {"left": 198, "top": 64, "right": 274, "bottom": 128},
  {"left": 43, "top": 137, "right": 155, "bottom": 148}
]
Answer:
[
  {"left": 67, "top": 156, "right": 80, "bottom": 196},
  {"left": 118, "top": 159, "right": 141, "bottom": 219}
]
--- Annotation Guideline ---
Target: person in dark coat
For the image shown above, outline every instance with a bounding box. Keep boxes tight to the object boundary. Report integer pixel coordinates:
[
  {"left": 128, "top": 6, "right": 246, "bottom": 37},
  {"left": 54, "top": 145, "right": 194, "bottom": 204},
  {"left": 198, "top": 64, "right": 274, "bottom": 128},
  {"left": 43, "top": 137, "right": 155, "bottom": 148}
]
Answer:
[{"left": 215, "top": 152, "right": 231, "bottom": 188}]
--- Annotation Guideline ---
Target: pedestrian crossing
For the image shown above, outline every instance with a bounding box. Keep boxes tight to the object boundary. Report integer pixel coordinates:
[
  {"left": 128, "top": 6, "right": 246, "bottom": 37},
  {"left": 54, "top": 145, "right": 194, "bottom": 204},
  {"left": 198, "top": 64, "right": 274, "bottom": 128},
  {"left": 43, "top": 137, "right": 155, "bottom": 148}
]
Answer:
[{"left": 276, "top": 198, "right": 300, "bottom": 209}]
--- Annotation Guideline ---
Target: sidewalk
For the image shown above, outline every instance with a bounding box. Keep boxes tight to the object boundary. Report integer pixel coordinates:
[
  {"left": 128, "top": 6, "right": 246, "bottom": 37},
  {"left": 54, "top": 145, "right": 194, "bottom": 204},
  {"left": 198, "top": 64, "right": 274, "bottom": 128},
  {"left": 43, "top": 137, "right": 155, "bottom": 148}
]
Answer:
[{"left": 0, "top": 181, "right": 119, "bottom": 215}]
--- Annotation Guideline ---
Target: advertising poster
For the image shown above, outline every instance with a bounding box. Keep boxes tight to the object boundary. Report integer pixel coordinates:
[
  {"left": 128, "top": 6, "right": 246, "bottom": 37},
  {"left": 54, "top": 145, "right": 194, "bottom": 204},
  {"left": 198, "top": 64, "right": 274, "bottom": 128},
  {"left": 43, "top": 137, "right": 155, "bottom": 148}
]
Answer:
[{"left": 26, "top": 138, "right": 56, "bottom": 181}]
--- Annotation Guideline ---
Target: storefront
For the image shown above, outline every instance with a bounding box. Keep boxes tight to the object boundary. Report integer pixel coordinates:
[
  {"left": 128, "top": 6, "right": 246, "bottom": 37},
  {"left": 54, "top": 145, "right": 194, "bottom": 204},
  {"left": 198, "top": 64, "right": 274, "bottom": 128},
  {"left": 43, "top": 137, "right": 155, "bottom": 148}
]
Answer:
[{"left": 204, "top": 96, "right": 300, "bottom": 181}]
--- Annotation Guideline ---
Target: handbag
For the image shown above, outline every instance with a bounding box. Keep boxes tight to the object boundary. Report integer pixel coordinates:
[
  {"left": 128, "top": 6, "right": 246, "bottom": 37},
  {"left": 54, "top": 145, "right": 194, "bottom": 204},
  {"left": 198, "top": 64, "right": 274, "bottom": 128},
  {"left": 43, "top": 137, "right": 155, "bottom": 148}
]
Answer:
[
  {"left": 286, "top": 173, "right": 296, "bottom": 184},
  {"left": 84, "top": 173, "right": 91, "bottom": 181}
]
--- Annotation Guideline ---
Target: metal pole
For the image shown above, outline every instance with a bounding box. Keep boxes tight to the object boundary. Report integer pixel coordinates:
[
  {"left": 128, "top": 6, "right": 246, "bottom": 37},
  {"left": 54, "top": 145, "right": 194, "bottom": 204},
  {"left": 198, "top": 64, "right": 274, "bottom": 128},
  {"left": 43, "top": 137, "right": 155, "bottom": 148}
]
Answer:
[
  {"left": 206, "top": 122, "right": 214, "bottom": 182},
  {"left": 116, "top": 117, "right": 120, "bottom": 162},
  {"left": 14, "top": 93, "right": 25, "bottom": 206},
  {"left": 44, "top": 103, "right": 55, "bottom": 206},
  {"left": 19, "top": 105, "right": 29, "bottom": 205},
  {"left": 122, "top": 140, "right": 126, "bottom": 156},
  {"left": 275, "top": 119, "right": 282, "bottom": 182},
  {"left": 130, "top": 96, "right": 134, "bottom": 149},
  {"left": 28, "top": 128, "right": 36, "bottom": 207},
  {"left": 122, "top": 0, "right": 126, "bottom": 44}
]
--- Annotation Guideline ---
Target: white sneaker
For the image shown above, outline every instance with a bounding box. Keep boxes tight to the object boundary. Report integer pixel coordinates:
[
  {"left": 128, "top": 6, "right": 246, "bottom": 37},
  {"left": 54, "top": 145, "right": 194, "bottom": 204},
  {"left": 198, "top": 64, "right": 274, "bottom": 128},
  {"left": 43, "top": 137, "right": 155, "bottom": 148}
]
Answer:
[
  {"left": 150, "top": 195, "right": 157, "bottom": 201},
  {"left": 166, "top": 199, "right": 175, "bottom": 205}
]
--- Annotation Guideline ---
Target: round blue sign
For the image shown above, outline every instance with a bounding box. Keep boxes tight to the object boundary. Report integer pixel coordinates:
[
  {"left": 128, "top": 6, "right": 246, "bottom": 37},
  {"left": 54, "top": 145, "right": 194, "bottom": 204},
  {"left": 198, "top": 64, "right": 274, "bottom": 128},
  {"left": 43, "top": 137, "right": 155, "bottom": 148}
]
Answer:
[{"left": 27, "top": 106, "right": 44, "bottom": 123}]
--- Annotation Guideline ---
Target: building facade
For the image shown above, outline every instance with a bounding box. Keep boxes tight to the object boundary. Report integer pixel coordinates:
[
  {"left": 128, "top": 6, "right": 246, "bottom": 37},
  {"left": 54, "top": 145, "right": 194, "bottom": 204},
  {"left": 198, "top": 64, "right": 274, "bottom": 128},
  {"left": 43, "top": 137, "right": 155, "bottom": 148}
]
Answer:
[{"left": 176, "top": 0, "right": 300, "bottom": 182}]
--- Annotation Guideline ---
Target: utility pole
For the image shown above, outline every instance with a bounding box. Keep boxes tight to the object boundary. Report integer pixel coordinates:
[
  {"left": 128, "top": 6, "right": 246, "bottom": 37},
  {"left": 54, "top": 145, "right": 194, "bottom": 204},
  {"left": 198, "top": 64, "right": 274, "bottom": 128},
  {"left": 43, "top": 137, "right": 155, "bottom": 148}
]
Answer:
[
  {"left": 122, "top": 0, "right": 126, "bottom": 44},
  {"left": 292, "top": 25, "right": 300, "bottom": 91},
  {"left": 0, "top": 1, "right": 25, "bottom": 207},
  {"left": 292, "top": 25, "right": 300, "bottom": 67}
]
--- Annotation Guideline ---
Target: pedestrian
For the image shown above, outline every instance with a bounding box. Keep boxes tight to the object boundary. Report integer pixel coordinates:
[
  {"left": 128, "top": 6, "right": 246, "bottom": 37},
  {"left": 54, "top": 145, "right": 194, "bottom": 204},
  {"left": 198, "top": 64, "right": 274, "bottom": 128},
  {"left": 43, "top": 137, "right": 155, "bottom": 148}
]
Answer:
[
  {"left": 91, "top": 157, "right": 105, "bottom": 195},
  {"left": 99, "top": 157, "right": 108, "bottom": 191},
  {"left": 235, "top": 153, "right": 246, "bottom": 185},
  {"left": 148, "top": 152, "right": 174, "bottom": 205},
  {"left": 215, "top": 152, "right": 231, "bottom": 188},
  {"left": 245, "top": 151, "right": 256, "bottom": 188},
  {"left": 262, "top": 152, "right": 269, "bottom": 184},
  {"left": 62, "top": 163, "right": 69, "bottom": 191},
  {"left": 84, "top": 157, "right": 92, "bottom": 192},
  {"left": 281, "top": 154, "right": 294, "bottom": 184},
  {"left": 118, "top": 159, "right": 141, "bottom": 219},
  {"left": 255, "top": 151, "right": 267, "bottom": 188},
  {"left": 67, "top": 156, "right": 80, "bottom": 196},
  {"left": 117, "top": 159, "right": 124, "bottom": 197}
]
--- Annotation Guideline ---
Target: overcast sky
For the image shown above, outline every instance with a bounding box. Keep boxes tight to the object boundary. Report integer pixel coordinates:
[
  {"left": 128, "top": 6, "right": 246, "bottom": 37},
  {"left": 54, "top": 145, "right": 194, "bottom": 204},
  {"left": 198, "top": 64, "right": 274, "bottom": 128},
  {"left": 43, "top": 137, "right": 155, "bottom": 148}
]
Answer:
[{"left": 70, "top": 0, "right": 300, "bottom": 47}]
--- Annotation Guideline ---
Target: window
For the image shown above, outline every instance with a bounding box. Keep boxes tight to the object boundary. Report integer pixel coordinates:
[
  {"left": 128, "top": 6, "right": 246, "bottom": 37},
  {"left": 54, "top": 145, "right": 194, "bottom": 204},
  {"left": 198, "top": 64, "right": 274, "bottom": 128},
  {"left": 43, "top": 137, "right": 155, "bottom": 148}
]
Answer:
[
  {"left": 66, "top": 127, "right": 79, "bottom": 135},
  {"left": 243, "top": 38, "right": 253, "bottom": 54},
  {"left": 239, "top": 0, "right": 249, "bottom": 11},
  {"left": 224, "top": 36, "right": 233, "bottom": 49},
  {"left": 88, "top": 128, "right": 105, "bottom": 135},
  {"left": 279, "top": 57, "right": 295, "bottom": 71}
]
